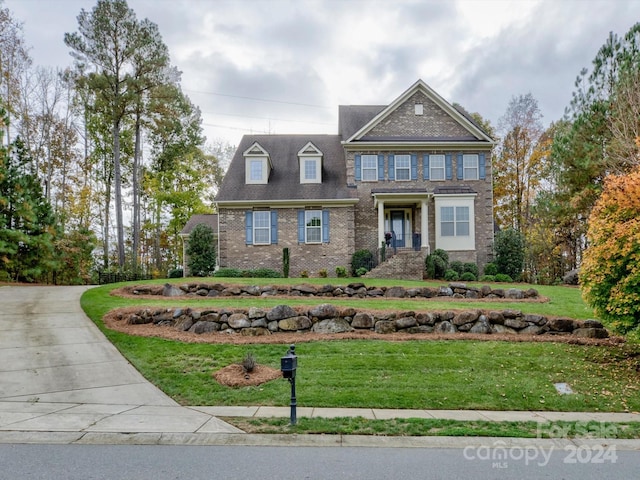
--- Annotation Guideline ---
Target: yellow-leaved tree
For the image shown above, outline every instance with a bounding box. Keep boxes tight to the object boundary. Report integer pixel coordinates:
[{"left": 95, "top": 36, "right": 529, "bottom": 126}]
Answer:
[{"left": 580, "top": 166, "right": 640, "bottom": 335}]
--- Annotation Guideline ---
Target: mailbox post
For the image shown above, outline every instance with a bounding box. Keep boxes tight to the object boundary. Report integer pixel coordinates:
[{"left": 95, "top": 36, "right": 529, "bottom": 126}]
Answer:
[{"left": 280, "top": 344, "right": 297, "bottom": 425}]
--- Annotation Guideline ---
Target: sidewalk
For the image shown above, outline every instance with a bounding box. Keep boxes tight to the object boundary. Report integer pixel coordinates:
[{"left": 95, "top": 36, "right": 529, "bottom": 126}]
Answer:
[{"left": 1, "top": 400, "right": 639, "bottom": 448}]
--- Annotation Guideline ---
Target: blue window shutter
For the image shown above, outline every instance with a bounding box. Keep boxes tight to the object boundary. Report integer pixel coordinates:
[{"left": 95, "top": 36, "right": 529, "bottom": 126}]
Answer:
[
  {"left": 354, "top": 155, "right": 361, "bottom": 181},
  {"left": 423, "top": 154, "right": 430, "bottom": 180},
  {"left": 388, "top": 154, "right": 395, "bottom": 180},
  {"left": 270, "top": 210, "right": 278, "bottom": 244},
  {"left": 411, "top": 154, "right": 417, "bottom": 180},
  {"left": 479, "top": 153, "right": 486, "bottom": 180},
  {"left": 445, "top": 154, "right": 452, "bottom": 180},
  {"left": 322, "top": 210, "right": 330, "bottom": 243},
  {"left": 457, "top": 153, "right": 463, "bottom": 180},
  {"left": 378, "top": 154, "right": 385, "bottom": 181},
  {"left": 297, "top": 210, "right": 305, "bottom": 243},
  {"left": 245, "top": 211, "right": 253, "bottom": 245}
]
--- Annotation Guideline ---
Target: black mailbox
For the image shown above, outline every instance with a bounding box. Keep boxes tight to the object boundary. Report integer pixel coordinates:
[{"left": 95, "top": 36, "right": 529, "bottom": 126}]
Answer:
[{"left": 281, "top": 344, "right": 297, "bottom": 379}]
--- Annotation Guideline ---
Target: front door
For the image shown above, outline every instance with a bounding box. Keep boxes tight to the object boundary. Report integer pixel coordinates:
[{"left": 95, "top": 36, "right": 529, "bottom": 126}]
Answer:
[{"left": 390, "top": 211, "right": 405, "bottom": 248}]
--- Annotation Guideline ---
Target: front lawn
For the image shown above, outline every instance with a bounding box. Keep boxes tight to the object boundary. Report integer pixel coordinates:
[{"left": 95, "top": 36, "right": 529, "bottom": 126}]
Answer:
[{"left": 81, "top": 279, "right": 640, "bottom": 412}]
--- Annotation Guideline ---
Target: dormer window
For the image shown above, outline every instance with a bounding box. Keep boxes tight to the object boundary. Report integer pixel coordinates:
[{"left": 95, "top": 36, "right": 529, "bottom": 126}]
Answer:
[
  {"left": 244, "top": 142, "right": 271, "bottom": 184},
  {"left": 298, "top": 142, "right": 322, "bottom": 184}
]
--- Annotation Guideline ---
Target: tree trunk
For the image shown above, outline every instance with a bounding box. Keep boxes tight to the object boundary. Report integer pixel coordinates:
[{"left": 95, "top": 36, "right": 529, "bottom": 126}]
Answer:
[
  {"left": 132, "top": 113, "right": 141, "bottom": 272},
  {"left": 113, "top": 119, "right": 125, "bottom": 269}
]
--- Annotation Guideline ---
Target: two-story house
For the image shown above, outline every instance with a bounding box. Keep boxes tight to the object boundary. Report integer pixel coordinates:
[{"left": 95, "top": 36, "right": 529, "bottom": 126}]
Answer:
[{"left": 214, "top": 80, "right": 494, "bottom": 278}]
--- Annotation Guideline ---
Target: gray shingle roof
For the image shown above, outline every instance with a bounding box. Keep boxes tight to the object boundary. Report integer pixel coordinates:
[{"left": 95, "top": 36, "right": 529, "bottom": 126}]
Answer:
[
  {"left": 433, "top": 186, "right": 477, "bottom": 195},
  {"left": 216, "top": 135, "right": 355, "bottom": 203},
  {"left": 180, "top": 214, "right": 218, "bottom": 235},
  {"left": 338, "top": 105, "right": 385, "bottom": 140}
]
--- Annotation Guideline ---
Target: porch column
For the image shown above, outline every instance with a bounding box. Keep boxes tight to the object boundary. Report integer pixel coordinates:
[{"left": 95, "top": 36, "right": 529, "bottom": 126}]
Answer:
[
  {"left": 377, "top": 199, "right": 385, "bottom": 248},
  {"left": 421, "top": 199, "right": 429, "bottom": 251}
]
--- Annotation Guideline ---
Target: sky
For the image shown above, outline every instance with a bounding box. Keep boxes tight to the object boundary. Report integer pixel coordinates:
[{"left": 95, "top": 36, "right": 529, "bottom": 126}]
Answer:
[{"left": 5, "top": 0, "right": 640, "bottom": 147}]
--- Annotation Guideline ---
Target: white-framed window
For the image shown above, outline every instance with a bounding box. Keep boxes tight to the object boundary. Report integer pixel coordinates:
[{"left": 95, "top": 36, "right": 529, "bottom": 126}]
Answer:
[
  {"left": 300, "top": 157, "right": 321, "bottom": 183},
  {"left": 463, "top": 154, "right": 479, "bottom": 180},
  {"left": 249, "top": 159, "right": 264, "bottom": 182},
  {"left": 253, "top": 211, "right": 271, "bottom": 245},
  {"left": 430, "top": 154, "right": 445, "bottom": 181},
  {"left": 440, "top": 206, "right": 470, "bottom": 237},
  {"left": 434, "top": 195, "right": 476, "bottom": 251},
  {"left": 361, "top": 154, "right": 378, "bottom": 181},
  {"left": 305, "top": 210, "right": 322, "bottom": 243},
  {"left": 395, "top": 154, "right": 411, "bottom": 181}
]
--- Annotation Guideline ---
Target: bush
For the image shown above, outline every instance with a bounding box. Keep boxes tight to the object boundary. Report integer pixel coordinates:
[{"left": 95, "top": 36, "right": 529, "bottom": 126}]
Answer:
[
  {"left": 425, "top": 249, "right": 449, "bottom": 279},
  {"left": 318, "top": 268, "right": 328, "bottom": 278},
  {"left": 213, "top": 268, "right": 242, "bottom": 277},
  {"left": 444, "top": 269, "right": 459, "bottom": 281},
  {"left": 463, "top": 263, "right": 479, "bottom": 278},
  {"left": 460, "top": 272, "right": 477, "bottom": 282},
  {"left": 495, "top": 273, "right": 513, "bottom": 283},
  {"left": 581, "top": 167, "right": 640, "bottom": 334},
  {"left": 249, "top": 268, "right": 281, "bottom": 278},
  {"left": 494, "top": 228, "right": 524, "bottom": 280},
  {"left": 356, "top": 267, "right": 368, "bottom": 277},
  {"left": 186, "top": 223, "right": 217, "bottom": 277},
  {"left": 484, "top": 262, "right": 498, "bottom": 276},
  {"left": 351, "top": 249, "right": 375, "bottom": 275},
  {"left": 450, "top": 261, "right": 464, "bottom": 276},
  {"left": 282, "top": 248, "right": 290, "bottom": 278},
  {"left": 168, "top": 268, "right": 183, "bottom": 278},
  {"left": 335, "top": 266, "right": 348, "bottom": 278},
  {"left": 479, "top": 275, "right": 495, "bottom": 282},
  {"left": 300, "top": 270, "right": 309, "bottom": 278}
]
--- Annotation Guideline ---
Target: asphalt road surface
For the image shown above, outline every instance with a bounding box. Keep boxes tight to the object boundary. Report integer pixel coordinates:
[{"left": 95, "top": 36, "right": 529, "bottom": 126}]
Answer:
[{"left": 0, "top": 444, "right": 638, "bottom": 480}]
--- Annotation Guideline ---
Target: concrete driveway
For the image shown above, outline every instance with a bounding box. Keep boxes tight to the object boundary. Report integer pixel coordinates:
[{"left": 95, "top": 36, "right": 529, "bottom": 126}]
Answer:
[{"left": 0, "top": 285, "right": 242, "bottom": 441}]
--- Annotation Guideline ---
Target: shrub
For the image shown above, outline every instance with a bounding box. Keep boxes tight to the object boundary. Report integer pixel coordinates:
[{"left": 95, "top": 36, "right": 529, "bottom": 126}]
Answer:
[
  {"left": 444, "top": 269, "right": 459, "bottom": 281},
  {"left": 318, "top": 268, "right": 328, "bottom": 278},
  {"left": 425, "top": 249, "right": 449, "bottom": 279},
  {"left": 168, "top": 268, "right": 183, "bottom": 278},
  {"left": 213, "top": 268, "right": 243, "bottom": 277},
  {"left": 479, "top": 275, "right": 495, "bottom": 282},
  {"left": 249, "top": 268, "right": 281, "bottom": 278},
  {"left": 450, "top": 261, "right": 464, "bottom": 276},
  {"left": 241, "top": 352, "right": 257, "bottom": 374},
  {"left": 484, "top": 262, "right": 498, "bottom": 276},
  {"left": 300, "top": 270, "right": 309, "bottom": 278},
  {"left": 581, "top": 167, "right": 640, "bottom": 334},
  {"left": 495, "top": 273, "right": 513, "bottom": 283},
  {"left": 356, "top": 267, "right": 368, "bottom": 277},
  {"left": 282, "top": 248, "right": 290, "bottom": 278},
  {"left": 335, "top": 266, "right": 348, "bottom": 278},
  {"left": 186, "top": 223, "right": 217, "bottom": 276},
  {"left": 463, "top": 262, "right": 479, "bottom": 278},
  {"left": 351, "top": 249, "right": 375, "bottom": 275},
  {"left": 460, "top": 272, "right": 477, "bottom": 282},
  {"left": 494, "top": 228, "right": 524, "bottom": 280}
]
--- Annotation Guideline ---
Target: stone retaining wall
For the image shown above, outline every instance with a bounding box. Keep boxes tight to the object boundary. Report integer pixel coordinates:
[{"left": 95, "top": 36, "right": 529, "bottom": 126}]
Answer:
[
  {"left": 129, "top": 282, "right": 541, "bottom": 300},
  {"left": 119, "top": 303, "right": 608, "bottom": 339}
]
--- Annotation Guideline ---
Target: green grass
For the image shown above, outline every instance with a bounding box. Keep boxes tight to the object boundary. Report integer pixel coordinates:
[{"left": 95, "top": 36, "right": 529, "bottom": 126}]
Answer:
[
  {"left": 226, "top": 417, "right": 640, "bottom": 439},
  {"left": 81, "top": 279, "right": 640, "bottom": 412}
]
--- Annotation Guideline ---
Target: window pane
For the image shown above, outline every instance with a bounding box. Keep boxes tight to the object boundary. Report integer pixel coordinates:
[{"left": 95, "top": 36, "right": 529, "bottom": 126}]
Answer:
[
  {"left": 250, "top": 160, "right": 263, "bottom": 181},
  {"left": 456, "top": 206, "right": 469, "bottom": 222},
  {"left": 441, "top": 206, "right": 454, "bottom": 222},
  {"left": 463, "top": 155, "right": 478, "bottom": 180},
  {"left": 253, "top": 211, "right": 270, "bottom": 244},
  {"left": 395, "top": 155, "right": 410, "bottom": 180},
  {"left": 304, "top": 159, "right": 316, "bottom": 180},
  {"left": 362, "top": 155, "right": 377, "bottom": 181},
  {"left": 441, "top": 206, "right": 454, "bottom": 236},
  {"left": 430, "top": 155, "right": 445, "bottom": 180},
  {"left": 305, "top": 210, "right": 322, "bottom": 243}
]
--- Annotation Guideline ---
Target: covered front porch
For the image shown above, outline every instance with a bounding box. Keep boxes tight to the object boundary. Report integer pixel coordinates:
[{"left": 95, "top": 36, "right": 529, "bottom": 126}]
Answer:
[{"left": 371, "top": 189, "right": 431, "bottom": 253}]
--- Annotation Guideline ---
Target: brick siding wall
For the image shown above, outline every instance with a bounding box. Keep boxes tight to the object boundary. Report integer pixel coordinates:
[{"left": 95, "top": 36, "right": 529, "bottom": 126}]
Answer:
[{"left": 218, "top": 206, "right": 355, "bottom": 277}]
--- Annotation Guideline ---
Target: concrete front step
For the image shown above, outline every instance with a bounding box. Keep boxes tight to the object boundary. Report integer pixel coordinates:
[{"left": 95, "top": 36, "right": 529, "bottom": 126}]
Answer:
[{"left": 364, "top": 250, "right": 425, "bottom": 280}]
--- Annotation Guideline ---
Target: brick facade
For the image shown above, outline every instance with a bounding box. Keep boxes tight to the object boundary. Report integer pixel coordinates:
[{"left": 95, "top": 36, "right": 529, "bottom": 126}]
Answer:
[{"left": 218, "top": 206, "right": 355, "bottom": 277}]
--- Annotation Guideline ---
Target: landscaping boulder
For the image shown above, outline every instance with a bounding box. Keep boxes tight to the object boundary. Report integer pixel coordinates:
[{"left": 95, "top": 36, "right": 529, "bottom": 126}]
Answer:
[
  {"left": 352, "top": 312, "right": 374, "bottom": 329},
  {"left": 309, "top": 303, "right": 339, "bottom": 319},
  {"left": 311, "top": 318, "right": 354, "bottom": 334},
  {"left": 267, "top": 305, "right": 298, "bottom": 321},
  {"left": 162, "top": 283, "right": 184, "bottom": 297},
  {"left": 278, "top": 316, "right": 312, "bottom": 331},
  {"left": 227, "top": 313, "right": 251, "bottom": 329}
]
